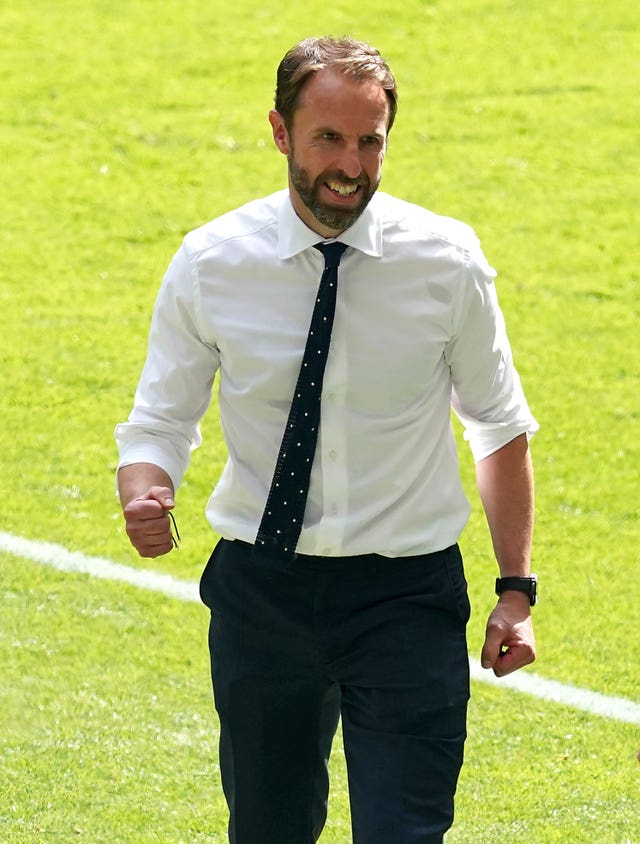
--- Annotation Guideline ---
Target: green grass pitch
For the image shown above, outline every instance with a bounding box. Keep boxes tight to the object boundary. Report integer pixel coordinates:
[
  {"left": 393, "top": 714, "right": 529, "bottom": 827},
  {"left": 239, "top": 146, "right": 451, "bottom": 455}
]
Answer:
[{"left": 1, "top": 1, "right": 639, "bottom": 841}]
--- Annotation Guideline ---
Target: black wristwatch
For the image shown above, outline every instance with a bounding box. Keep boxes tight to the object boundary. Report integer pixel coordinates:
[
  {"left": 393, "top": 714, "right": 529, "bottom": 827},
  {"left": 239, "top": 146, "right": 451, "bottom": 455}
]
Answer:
[{"left": 495, "top": 575, "right": 538, "bottom": 606}]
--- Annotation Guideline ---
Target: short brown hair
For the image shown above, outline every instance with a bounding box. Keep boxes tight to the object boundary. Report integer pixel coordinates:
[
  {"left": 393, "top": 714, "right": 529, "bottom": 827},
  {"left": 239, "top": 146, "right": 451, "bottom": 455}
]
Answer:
[{"left": 274, "top": 36, "right": 398, "bottom": 132}]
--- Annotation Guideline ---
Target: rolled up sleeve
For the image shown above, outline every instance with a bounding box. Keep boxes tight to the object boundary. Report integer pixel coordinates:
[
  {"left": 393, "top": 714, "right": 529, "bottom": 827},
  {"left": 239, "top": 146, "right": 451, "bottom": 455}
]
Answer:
[
  {"left": 446, "top": 243, "right": 538, "bottom": 462},
  {"left": 115, "top": 243, "right": 220, "bottom": 490}
]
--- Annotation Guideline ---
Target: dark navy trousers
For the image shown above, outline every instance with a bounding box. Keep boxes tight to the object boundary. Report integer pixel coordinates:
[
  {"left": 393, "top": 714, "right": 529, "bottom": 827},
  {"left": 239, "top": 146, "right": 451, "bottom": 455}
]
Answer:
[{"left": 200, "top": 539, "right": 471, "bottom": 844}]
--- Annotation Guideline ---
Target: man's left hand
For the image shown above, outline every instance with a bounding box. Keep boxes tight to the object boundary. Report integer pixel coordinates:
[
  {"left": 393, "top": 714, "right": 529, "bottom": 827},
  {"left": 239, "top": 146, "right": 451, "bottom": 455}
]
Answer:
[{"left": 480, "top": 591, "right": 536, "bottom": 677}]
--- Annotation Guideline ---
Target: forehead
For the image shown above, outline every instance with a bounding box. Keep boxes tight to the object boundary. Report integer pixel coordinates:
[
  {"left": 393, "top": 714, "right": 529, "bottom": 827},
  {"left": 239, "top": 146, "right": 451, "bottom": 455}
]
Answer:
[{"left": 294, "top": 68, "right": 390, "bottom": 133}]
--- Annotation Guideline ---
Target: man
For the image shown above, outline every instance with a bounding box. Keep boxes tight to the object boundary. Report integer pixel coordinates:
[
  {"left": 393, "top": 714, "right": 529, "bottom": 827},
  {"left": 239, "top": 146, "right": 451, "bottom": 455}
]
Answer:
[{"left": 116, "top": 36, "right": 538, "bottom": 844}]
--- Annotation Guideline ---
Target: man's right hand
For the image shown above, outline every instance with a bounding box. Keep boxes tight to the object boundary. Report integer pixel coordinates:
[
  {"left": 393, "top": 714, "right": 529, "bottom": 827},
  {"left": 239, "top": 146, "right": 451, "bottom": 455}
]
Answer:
[{"left": 122, "top": 486, "right": 176, "bottom": 558}]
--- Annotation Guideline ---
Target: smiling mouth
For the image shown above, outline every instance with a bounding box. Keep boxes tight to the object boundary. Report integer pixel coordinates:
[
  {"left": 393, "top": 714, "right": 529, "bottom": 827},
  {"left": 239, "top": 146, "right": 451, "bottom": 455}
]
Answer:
[{"left": 326, "top": 180, "right": 360, "bottom": 197}]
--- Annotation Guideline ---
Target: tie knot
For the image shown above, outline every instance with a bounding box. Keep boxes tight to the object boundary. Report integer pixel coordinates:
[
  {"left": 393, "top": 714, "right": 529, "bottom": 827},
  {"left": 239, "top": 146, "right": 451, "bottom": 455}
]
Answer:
[{"left": 314, "top": 241, "right": 348, "bottom": 269}]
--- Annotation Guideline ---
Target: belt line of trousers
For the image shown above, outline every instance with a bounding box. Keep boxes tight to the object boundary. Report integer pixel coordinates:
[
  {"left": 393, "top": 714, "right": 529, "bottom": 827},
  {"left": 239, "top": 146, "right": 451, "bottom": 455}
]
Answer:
[{"left": 199, "top": 538, "right": 471, "bottom": 844}]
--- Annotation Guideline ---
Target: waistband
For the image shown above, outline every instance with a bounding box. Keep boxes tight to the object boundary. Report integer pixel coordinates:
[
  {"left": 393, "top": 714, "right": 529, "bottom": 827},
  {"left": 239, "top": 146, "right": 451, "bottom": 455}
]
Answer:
[{"left": 227, "top": 538, "right": 458, "bottom": 576}]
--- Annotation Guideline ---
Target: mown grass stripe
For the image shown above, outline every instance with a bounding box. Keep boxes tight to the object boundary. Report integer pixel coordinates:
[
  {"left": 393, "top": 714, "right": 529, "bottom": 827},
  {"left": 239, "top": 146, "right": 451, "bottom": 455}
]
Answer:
[{"left": 3, "top": 529, "right": 639, "bottom": 726}]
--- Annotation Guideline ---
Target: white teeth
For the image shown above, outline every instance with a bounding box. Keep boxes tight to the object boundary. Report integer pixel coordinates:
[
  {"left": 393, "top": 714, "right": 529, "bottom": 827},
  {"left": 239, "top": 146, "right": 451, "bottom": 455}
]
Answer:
[{"left": 328, "top": 181, "right": 358, "bottom": 196}]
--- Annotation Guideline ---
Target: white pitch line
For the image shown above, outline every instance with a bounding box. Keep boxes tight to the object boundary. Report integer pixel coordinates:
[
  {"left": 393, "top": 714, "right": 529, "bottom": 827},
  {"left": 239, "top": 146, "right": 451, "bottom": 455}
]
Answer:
[
  {"left": 468, "top": 660, "right": 640, "bottom": 724},
  {"left": 2, "top": 530, "right": 640, "bottom": 726},
  {"left": 0, "top": 530, "right": 199, "bottom": 604}
]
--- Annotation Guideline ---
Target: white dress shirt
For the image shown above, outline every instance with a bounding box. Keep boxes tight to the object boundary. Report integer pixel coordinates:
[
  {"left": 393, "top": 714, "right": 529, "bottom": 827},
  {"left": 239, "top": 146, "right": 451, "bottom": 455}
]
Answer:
[{"left": 115, "top": 189, "right": 538, "bottom": 557}]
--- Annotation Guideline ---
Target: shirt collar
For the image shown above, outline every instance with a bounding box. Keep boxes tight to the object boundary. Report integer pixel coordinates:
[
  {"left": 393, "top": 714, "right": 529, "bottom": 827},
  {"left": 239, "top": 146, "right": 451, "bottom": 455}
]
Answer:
[{"left": 278, "top": 190, "right": 383, "bottom": 260}]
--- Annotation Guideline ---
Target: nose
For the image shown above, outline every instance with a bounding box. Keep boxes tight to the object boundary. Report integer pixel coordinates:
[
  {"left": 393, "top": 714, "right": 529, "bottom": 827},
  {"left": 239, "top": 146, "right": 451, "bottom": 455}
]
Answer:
[{"left": 336, "top": 142, "right": 363, "bottom": 180}]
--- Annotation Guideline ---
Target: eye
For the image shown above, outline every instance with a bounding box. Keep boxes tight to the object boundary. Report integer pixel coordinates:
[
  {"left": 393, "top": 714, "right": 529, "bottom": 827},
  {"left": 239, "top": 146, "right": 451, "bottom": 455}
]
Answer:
[
  {"left": 361, "top": 135, "right": 384, "bottom": 148},
  {"left": 321, "top": 131, "right": 339, "bottom": 142}
]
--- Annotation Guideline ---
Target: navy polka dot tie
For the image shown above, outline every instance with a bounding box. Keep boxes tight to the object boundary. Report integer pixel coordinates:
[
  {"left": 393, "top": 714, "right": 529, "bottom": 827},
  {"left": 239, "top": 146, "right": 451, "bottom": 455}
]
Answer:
[{"left": 254, "top": 242, "right": 348, "bottom": 561}]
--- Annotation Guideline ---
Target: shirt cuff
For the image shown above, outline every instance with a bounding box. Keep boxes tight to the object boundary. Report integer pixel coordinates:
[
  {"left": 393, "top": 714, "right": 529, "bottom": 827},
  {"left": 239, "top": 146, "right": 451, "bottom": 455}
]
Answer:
[
  {"left": 463, "top": 419, "right": 540, "bottom": 462},
  {"left": 114, "top": 423, "right": 192, "bottom": 493}
]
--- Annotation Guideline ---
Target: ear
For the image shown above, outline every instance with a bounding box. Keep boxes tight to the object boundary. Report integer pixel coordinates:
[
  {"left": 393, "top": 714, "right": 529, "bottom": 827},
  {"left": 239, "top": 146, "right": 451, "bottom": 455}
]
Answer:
[{"left": 269, "top": 109, "right": 291, "bottom": 155}]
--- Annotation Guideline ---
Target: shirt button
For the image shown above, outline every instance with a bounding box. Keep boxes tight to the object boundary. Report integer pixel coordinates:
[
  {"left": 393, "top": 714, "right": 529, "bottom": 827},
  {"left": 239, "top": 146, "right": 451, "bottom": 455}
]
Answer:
[{"left": 329, "top": 450, "right": 338, "bottom": 460}]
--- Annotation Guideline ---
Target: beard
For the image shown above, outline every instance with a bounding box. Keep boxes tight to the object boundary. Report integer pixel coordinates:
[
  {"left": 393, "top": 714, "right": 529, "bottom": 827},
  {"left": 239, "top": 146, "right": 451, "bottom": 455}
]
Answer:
[{"left": 288, "top": 153, "right": 379, "bottom": 233}]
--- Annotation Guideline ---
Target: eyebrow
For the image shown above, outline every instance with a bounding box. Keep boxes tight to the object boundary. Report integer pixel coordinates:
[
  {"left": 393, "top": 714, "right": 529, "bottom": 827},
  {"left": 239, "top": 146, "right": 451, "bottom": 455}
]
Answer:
[{"left": 314, "top": 126, "right": 386, "bottom": 140}]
